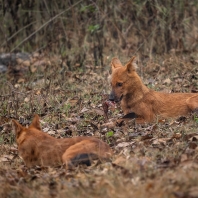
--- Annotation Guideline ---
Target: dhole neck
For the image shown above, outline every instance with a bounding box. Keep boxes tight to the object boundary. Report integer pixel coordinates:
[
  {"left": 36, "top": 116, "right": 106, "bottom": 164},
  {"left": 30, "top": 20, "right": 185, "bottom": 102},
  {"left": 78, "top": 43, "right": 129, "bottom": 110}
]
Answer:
[
  {"left": 134, "top": 74, "right": 150, "bottom": 95},
  {"left": 142, "top": 83, "right": 150, "bottom": 94},
  {"left": 125, "top": 83, "right": 149, "bottom": 103}
]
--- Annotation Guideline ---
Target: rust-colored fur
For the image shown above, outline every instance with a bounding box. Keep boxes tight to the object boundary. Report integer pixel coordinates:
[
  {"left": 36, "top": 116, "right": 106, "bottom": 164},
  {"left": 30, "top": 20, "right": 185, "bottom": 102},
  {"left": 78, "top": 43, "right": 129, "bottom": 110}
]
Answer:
[
  {"left": 12, "top": 115, "right": 112, "bottom": 168},
  {"left": 109, "top": 57, "right": 198, "bottom": 123}
]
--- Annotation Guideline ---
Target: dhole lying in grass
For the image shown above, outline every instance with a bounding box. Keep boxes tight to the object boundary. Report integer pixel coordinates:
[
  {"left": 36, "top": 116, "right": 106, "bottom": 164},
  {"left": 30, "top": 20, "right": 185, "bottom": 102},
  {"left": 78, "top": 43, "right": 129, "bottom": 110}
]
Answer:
[
  {"left": 12, "top": 115, "right": 112, "bottom": 168},
  {"left": 109, "top": 56, "right": 198, "bottom": 123}
]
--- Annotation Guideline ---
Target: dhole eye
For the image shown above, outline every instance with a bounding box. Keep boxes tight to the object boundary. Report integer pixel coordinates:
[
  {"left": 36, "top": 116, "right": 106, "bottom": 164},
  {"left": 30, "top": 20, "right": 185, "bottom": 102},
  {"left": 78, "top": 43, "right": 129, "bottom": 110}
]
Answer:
[{"left": 117, "top": 82, "right": 123, "bottom": 87}]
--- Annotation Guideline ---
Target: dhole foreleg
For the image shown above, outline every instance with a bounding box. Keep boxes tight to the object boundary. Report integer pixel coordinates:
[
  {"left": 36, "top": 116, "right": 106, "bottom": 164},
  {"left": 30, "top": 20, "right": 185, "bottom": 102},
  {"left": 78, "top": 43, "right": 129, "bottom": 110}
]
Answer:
[{"left": 135, "top": 103, "right": 155, "bottom": 123}]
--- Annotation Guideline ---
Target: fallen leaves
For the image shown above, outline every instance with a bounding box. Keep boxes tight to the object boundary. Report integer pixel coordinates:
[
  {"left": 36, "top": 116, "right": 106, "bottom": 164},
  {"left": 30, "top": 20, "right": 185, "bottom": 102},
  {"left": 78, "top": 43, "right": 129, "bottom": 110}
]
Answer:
[
  {"left": 0, "top": 54, "right": 198, "bottom": 198},
  {"left": 0, "top": 154, "right": 14, "bottom": 162}
]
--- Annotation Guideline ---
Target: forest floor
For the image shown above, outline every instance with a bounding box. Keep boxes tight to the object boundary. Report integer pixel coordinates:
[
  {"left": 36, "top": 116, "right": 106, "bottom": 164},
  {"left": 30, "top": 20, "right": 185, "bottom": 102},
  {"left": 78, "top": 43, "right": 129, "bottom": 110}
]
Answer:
[{"left": 0, "top": 53, "right": 198, "bottom": 198}]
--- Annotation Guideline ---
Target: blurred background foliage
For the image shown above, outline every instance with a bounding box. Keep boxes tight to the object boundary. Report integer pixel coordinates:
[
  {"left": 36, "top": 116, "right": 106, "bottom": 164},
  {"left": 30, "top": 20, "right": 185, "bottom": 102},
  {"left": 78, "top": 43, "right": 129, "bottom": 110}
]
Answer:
[{"left": 0, "top": 0, "right": 198, "bottom": 67}]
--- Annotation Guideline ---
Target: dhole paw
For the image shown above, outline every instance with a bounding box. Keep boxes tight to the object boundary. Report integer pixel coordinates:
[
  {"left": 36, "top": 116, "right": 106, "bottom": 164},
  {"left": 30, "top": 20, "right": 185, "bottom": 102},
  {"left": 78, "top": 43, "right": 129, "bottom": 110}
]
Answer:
[
  {"left": 122, "top": 112, "right": 136, "bottom": 119},
  {"left": 135, "top": 118, "right": 147, "bottom": 124}
]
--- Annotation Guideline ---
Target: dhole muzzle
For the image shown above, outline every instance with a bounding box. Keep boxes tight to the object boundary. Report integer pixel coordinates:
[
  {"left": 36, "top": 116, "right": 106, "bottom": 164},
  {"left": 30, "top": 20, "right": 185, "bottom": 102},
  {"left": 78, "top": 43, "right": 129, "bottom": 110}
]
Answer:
[{"left": 109, "top": 89, "right": 123, "bottom": 102}]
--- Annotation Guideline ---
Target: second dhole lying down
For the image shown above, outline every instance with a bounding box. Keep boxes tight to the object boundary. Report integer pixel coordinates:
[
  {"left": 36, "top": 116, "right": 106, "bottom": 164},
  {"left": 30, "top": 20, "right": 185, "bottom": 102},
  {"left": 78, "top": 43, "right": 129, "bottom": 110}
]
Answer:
[{"left": 12, "top": 115, "right": 112, "bottom": 168}]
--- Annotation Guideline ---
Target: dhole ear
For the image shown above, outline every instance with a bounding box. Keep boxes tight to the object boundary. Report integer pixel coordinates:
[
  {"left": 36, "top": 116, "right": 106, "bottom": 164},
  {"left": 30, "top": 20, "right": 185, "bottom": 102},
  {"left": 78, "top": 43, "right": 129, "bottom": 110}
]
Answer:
[
  {"left": 111, "top": 57, "right": 122, "bottom": 71},
  {"left": 12, "top": 120, "right": 23, "bottom": 137},
  {"left": 126, "top": 56, "right": 138, "bottom": 73},
  {"left": 29, "top": 114, "right": 41, "bottom": 130}
]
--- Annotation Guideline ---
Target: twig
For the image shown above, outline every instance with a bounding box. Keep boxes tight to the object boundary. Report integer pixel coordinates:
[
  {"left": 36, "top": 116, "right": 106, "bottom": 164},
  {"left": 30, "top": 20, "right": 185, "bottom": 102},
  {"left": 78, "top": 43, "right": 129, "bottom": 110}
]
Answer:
[
  {"left": 0, "top": 94, "right": 12, "bottom": 97},
  {"left": 7, "top": 82, "right": 26, "bottom": 95},
  {"left": 1, "top": 21, "right": 36, "bottom": 48}
]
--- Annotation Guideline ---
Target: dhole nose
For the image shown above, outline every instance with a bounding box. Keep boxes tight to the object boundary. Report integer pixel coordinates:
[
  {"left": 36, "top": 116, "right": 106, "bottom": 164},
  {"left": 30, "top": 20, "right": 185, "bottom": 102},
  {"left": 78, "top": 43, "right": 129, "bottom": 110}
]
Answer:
[{"left": 109, "top": 91, "right": 115, "bottom": 101}]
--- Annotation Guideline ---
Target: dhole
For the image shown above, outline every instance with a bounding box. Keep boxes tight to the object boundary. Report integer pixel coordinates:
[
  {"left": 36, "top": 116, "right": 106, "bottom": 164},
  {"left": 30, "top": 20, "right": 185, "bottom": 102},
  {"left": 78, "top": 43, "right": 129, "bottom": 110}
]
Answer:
[
  {"left": 109, "top": 56, "right": 198, "bottom": 123},
  {"left": 12, "top": 115, "right": 112, "bottom": 168}
]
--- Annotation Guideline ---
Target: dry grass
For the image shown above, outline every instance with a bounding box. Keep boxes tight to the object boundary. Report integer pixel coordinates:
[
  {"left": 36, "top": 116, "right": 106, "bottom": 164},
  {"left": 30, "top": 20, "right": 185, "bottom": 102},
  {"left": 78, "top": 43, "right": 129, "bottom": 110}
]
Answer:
[
  {"left": 0, "top": 53, "right": 198, "bottom": 198},
  {"left": 0, "top": 2, "right": 198, "bottom": 197},
  {"left": 1, "top": 1, "right": 198, "bottom": 66}
]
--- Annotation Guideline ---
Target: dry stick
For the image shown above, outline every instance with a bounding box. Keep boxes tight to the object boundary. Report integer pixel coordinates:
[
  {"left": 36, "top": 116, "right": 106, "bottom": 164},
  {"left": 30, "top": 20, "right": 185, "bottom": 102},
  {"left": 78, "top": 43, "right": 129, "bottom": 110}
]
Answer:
[
  {"left": 0, "top": 94, "right": 12, "bottom": 97},
  {"left": 7, "top": 82, "right": 26, "bottom": 95},
  {"left": 11, "top": 0, "right": 83, "bottom": 52},
  {"left": 7, "top": 82, "right": 20, "bottom": 118}
]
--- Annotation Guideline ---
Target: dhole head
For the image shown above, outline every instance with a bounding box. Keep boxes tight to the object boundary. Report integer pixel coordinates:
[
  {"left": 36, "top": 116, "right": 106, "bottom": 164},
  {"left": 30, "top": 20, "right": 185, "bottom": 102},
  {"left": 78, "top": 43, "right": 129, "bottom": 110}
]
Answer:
[
  {"left": 12, "top": 114, "right": 41, "bottom": 144},
  {"left": 109, "top": 56, "right": 139, "bottom": 102}
]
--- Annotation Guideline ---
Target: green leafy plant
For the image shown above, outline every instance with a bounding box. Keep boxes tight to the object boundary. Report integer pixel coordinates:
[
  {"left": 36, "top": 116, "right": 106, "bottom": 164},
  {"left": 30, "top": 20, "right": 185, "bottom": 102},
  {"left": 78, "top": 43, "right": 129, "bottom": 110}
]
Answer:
[
  {"left": 194, "top": 115, "right": 198, "bottom": 123},
  {"left": 106, "top": 131, "right": 114, "bottom": 138},
  {"left": 88, "top": 24, "right": 100, "bottom": 34}
]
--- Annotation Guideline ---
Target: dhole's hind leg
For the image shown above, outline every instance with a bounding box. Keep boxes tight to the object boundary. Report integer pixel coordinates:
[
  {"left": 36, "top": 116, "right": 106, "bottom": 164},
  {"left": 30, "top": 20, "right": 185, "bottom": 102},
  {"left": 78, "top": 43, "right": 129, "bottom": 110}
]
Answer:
[
  {"left": 62, "top": 140, "right": 112, "bottom": 169},
  {"left": 186, "top": 95, "right": 198, "bottom": 113}
]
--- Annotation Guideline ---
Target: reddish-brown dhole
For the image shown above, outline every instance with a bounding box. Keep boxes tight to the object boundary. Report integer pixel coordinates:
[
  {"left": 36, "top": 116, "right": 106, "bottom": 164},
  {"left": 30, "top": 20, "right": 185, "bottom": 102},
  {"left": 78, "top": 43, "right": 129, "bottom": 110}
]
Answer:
[
  {"left": 12, "top": 115, "right": 112, "bottom": 168},
  {"left": 109, "top": 56, "right": 198, "bottom": 123}
]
